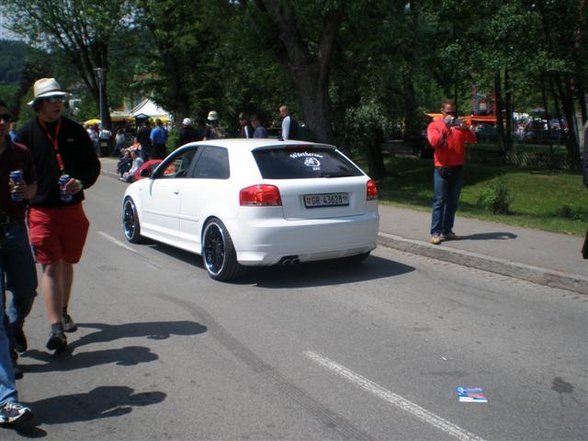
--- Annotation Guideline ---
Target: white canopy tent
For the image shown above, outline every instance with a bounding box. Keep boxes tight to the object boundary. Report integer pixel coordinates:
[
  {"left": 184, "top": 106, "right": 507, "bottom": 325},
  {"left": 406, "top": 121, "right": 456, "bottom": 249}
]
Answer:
[{"left": 130, "top": 98, "right": 172, "bottom": 123}]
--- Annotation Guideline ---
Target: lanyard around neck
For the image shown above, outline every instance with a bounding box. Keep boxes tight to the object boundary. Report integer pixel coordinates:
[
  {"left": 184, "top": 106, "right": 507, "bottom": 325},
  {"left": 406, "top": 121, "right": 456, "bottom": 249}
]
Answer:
[{"left": 38, "top": 117, "right": 65, "bottom": 172}]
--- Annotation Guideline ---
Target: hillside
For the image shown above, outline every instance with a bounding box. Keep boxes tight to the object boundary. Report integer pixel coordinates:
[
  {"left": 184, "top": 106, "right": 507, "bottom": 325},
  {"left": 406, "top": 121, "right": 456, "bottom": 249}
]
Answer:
[{"left": 0, "top": 39, "right": 28, "bottom": 84}]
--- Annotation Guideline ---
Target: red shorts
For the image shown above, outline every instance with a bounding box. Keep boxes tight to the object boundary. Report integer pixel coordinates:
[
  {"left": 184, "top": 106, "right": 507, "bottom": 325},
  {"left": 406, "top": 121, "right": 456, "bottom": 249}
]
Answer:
[{"left": 28, "top": 203, "right": 90, "bottom": 264}]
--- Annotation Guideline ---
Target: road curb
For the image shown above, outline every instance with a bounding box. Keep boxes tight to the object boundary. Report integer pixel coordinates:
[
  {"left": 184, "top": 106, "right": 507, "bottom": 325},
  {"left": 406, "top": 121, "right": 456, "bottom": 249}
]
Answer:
[{"left": 378, "top": 232, "right": 588, "bottom": 295}]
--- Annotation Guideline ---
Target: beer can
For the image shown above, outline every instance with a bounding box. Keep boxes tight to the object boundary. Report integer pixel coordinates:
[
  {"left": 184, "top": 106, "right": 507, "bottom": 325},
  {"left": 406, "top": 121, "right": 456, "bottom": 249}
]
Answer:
[
  {"left": 9, "top": 170, "right": 23, "bottom": 202},
  {"left": 59, "top": 174, "right": 73, "bottom": 202}
]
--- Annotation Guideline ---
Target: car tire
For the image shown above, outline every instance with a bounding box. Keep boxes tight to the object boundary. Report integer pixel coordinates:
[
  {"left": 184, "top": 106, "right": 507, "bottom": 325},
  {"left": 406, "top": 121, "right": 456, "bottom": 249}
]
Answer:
[
  {"left": 202, "top": 218, "right": 245, "bottom": 281},
  {"left": 122, "top": 197, "right": 144, "bottom": 244}
]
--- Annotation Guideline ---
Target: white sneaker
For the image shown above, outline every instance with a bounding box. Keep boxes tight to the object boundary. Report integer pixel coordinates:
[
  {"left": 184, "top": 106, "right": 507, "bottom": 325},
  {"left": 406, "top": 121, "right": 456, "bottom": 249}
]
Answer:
[{"left": 0, "top": 401, "right": 32, "bottom": 425}]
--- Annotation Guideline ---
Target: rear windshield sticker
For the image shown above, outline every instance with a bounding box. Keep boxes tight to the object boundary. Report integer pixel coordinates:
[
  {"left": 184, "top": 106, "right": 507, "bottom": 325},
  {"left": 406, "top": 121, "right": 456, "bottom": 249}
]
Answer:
[
  {"left": 304, "top": 157, "right": 321, "bottom": 168},
  {"left": 289, "top": 152, "right": 323, "bottom": 169}
]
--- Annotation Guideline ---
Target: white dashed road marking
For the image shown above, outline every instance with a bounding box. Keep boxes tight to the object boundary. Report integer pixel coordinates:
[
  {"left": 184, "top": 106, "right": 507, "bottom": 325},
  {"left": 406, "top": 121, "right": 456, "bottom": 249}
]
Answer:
[
  {"left": 304, "top": 351, "right": 486, "bottom": 441},
  {"left": 98, "top": 231, "right": 137, "bottom": 252}
]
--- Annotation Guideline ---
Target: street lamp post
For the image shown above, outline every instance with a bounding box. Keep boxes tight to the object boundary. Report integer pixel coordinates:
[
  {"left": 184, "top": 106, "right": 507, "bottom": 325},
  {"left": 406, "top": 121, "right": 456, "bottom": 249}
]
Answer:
[
  {"left": 94, "top": 67, "right": 109, "bottom": 157},
  {"left": 93, "top": 67, "right": 106, "bottom": 128}
]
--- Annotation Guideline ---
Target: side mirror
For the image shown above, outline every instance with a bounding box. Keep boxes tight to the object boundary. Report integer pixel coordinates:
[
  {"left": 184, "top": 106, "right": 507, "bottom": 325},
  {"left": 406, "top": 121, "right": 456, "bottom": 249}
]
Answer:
[{"left": 140, "top": 168, "right": 151, "bottom": 178}]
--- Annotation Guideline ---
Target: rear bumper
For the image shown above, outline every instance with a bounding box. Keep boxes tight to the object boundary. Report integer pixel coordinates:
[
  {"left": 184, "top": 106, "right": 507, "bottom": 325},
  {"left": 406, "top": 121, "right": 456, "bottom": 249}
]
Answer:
[{"left": 226, "top": 211, "right": 379, "bottom": 266}]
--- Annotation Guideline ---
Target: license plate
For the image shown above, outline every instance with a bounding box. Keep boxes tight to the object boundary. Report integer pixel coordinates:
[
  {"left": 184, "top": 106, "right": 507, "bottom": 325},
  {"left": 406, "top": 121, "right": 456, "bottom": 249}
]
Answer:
[{"left": 304, "top": 192, "right": 349, "bottom": 208}]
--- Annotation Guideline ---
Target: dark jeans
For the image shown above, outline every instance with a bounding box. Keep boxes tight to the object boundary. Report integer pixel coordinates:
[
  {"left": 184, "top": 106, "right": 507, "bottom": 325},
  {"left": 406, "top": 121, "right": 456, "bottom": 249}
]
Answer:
[
  {"left": 1, "top": 222, "right": 37, "bottom": 352},
  {"left": 430, "top": 166, "right": 463, "bottom": 236},
  {"left": 141, "top": 144, "right": 153, "bottom": 161},
  {"left": 0, "top": 285, "right": 17, "bottom": 405},
  {"left": 152, "top": 144, "right": 167, "bottom": 160}
]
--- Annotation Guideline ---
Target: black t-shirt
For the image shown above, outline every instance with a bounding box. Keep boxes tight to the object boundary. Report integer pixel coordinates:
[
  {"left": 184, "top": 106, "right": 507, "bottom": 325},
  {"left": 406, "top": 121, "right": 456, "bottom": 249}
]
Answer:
[
  {"left": 17, "top": 116, "right": 101, "bottom": 207},
  {"left": 0, "top": 138, "right": 36, "bottom": 218},
  {"left": 178, "top": 127, "right": 201, "bottom": 146},
  {"left": 137, "top": 126, "right": 151, "bottom": 147}
]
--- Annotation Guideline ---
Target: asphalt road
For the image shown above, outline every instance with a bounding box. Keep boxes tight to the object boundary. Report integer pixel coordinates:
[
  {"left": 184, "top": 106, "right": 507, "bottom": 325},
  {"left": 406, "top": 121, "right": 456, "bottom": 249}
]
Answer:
[{"left": 4, "top": 175, "right": 587, "bottom": 441}]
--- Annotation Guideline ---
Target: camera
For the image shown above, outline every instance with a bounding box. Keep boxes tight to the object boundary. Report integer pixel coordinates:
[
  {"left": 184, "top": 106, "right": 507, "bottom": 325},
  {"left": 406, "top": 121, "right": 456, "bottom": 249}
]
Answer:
[{"left": 449, "top": 116, "right": 460, "bottom": 126}]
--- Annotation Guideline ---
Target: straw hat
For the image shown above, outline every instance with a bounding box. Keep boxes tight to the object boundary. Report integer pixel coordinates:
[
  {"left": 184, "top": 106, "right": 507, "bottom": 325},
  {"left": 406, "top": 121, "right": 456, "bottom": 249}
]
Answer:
[{"left": 27, "top": 78, "right": 68, "bottom": 106}]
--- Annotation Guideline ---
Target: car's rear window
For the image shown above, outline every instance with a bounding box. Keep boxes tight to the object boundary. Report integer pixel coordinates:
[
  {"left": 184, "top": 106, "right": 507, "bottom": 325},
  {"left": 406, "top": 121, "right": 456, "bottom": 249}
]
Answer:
[{"left": 253, "top": 147, "right": 364, "bottom": 179}]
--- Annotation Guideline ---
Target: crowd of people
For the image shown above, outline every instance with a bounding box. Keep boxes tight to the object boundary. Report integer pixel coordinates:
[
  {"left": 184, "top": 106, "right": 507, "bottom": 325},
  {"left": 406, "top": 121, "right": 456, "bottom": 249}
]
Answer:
[{"left": 112, "top": 106, "right": 299, "bottom": 183}]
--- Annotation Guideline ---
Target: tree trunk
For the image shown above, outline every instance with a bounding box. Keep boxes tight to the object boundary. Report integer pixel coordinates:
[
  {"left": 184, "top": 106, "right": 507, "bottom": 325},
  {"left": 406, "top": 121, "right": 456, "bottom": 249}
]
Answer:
[
  {"left": 366, "top": 133, "right": 386, "bottom": 180},
  {"left": 98, "top": 76, "right": 112, "bottom": 132},
  {"left": 402, "top": 63, "right": 419, "bottom": 140},
  {"left": 294, "top": 63, "right": 334, "bottom": 144},
  {"left": 504, "top": 67, "right": 513, "bottom": 152},
  {"left": 250, "top": 0, "right": 342, "bottom": 144},
  {"left": 494, "top": 70, "right": 506, "bottom": 153},
  {"left": 162, "top": 56, "right": 191, "bottom": 125},
  {"left": 556, "top": 74, "right": 582, "bottom": 167},
  {"left": 575, "top": 0, "right": 587, "bottom": 124}
]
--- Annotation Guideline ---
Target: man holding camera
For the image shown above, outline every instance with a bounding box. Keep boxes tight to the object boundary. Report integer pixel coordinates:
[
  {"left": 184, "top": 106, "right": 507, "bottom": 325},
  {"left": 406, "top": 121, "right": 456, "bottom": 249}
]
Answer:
[{"left": 426, "top": 99, "right": 476, "bottom": 245}]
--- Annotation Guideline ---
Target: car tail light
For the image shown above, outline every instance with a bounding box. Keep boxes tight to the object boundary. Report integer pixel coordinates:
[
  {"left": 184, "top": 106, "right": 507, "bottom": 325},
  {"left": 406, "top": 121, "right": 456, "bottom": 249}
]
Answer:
[
  {"left": 366, "top": 179, "right": 378, "bottom": 200},
  {"left": 240, "top": 184, "right": 282, "bottom": 206}
]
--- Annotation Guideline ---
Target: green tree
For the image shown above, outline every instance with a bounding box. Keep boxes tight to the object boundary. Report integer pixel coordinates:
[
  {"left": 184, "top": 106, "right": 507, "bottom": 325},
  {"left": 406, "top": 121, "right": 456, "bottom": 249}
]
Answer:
[
  {"left": 529, "top": 0, "right": 587, "bottom": 165},
  {"left": 237, "top": 0, "right": 347, "bottom": 143},
  {"left": 4, "top": 0, "right": 133, "bottom": 130},
  {"left": 130, "top": 0, "right": 248, "bottom": 130}
]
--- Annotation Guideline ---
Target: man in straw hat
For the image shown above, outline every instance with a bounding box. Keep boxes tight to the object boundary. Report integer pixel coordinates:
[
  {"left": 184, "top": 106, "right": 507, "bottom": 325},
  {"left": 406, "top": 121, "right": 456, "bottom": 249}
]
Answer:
[
  {"left": 16, "top": 78, "right": 101, "bottom": 352},
  {"left": 202, "top": 110, "right": 225, "bottom": 140}
]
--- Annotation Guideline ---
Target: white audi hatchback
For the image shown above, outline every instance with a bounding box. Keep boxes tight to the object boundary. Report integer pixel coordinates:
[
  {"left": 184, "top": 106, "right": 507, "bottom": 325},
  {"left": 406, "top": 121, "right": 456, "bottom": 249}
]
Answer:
[{"left": 122, "top": 139, "right": 379, "bottom": 281}]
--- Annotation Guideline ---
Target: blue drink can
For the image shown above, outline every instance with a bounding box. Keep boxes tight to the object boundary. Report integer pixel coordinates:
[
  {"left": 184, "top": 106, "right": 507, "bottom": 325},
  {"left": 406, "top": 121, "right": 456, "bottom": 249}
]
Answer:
[
  {"left": 59, "top": 174, "right": 73, "bottom": 202},
  {"left": 9, "top": 170, "right": 23, "bottom": 202}
]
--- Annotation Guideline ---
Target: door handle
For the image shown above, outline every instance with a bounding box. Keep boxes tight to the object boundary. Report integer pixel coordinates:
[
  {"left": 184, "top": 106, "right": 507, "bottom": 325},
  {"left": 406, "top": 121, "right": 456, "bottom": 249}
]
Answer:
[{"left": 173, "top": 190, "right": 179, "bottom": 195}]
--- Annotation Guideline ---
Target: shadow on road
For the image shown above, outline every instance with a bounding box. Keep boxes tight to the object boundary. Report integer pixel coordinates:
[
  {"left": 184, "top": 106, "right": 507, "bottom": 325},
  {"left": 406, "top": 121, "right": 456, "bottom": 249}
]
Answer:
[
  {"left": 71, "top": 320, "right": 208, "bottom": 348},
  {"left": 247, "top": 255, "right": 415, "bottom": 288},
  {"left": 461, "top": 232, "right": 517, "bottom": 241},
  {"left": 148, "top": 242, "right": 415, "bottom": 288},
  {"left": 11, "top": 386, "right": 165, "bottom": 433},
  {"left": 22, "top": 346, "right": 158, "bottom": 373},
  {"left": 18, "top": 321, "right": 205, "bottom": 375}
]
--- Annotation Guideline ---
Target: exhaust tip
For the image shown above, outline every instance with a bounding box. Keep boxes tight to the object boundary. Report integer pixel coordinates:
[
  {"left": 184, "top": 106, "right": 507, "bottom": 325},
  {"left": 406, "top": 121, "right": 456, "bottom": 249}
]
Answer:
[{"left": 279, "top": 256, "right": 300, "bottom": 265}]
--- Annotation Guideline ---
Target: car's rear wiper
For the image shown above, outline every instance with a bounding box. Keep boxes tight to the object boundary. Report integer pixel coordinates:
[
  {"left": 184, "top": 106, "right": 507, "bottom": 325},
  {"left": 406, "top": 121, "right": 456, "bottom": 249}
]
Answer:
[{"left": 317, "top": 172, "right": 350, "bottom": 178}]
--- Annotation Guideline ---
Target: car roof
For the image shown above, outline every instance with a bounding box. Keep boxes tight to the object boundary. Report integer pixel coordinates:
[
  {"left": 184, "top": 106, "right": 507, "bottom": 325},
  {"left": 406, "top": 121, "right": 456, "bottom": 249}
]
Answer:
[{"left": 179, "top": 138, "right": 334, "bottom": 152}]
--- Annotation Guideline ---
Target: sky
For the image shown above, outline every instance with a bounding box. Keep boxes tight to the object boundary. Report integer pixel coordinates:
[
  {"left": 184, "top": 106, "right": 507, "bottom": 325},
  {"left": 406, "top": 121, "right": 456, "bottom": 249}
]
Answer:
[{"left": 0, "top": 12, "right": 19, "bottom": 40}]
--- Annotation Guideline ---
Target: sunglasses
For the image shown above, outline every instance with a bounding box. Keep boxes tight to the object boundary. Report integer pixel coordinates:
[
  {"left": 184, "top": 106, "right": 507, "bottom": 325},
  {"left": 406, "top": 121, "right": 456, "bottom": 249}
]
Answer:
[
  {"left": 443, "top": 110, "right": 456, "bottom": 115},
  {"left": 43, "top": 96, "right": 64, "bottom": 104},
  {"left": 0, "top": 113, "right": 12, "bottom": 123}
]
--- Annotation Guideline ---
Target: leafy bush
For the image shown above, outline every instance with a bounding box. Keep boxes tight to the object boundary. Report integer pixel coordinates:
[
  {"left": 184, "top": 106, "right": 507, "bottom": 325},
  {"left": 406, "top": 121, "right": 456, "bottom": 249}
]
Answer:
[
  {"left": 477, "top": 183, "right": 513, "bottom": 214},
  {"left": 555, "top": 205, "right": 585, "bottom": 221},
  {"left": 343, "top": 100, "right": 393, "bottom": 153}
]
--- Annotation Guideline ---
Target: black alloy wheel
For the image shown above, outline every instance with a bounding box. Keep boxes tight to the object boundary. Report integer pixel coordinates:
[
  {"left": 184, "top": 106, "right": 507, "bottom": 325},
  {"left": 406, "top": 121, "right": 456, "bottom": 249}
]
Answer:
[
  {"left": 122, "top": 198, "right": 143, "bottom": 243},
  {"left": 202, "top": 218, "right": 244, "bottom": 281}
]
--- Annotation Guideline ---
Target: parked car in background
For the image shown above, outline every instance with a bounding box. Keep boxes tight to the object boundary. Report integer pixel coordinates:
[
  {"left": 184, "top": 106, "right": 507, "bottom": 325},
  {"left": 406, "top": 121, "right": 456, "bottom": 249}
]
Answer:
[
  {"left": 122, "top": 139, "right": 379, "bottom": 281},
  {"left": 522, "top": 119, "right": 563, "bottom": 145},
  {"left": 473, "top": 124, "right": 498, "bottom": 143},
  {"left": 133, "top": 159, "right": 162, "bottom": 181}
]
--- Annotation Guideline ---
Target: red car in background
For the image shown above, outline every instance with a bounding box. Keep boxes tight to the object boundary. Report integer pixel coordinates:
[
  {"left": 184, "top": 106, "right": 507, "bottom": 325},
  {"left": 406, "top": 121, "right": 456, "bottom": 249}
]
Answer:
[{"left": 133, "top": 159, "right": 162, "bottom": 181}]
